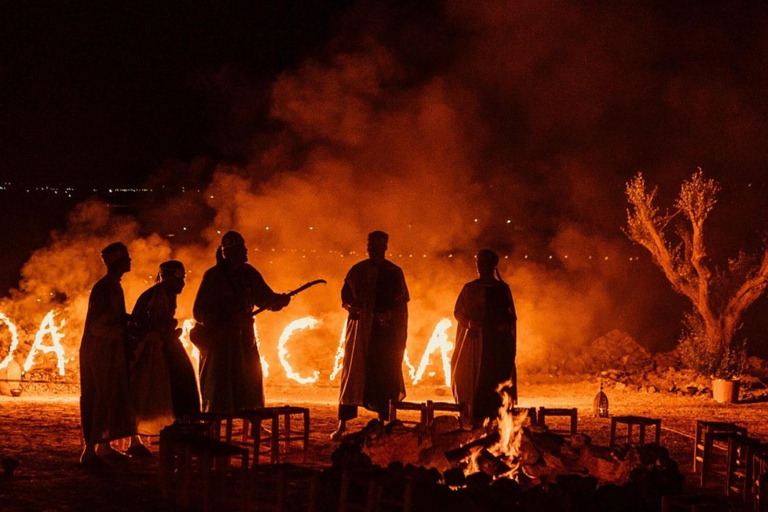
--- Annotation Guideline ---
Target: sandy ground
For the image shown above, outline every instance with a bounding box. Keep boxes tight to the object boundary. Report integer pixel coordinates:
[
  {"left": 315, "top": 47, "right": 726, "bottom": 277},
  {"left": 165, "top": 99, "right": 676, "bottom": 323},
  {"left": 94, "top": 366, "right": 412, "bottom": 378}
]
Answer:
[{"left": 1, "top": 382, "right": 766, "bottom": 511}]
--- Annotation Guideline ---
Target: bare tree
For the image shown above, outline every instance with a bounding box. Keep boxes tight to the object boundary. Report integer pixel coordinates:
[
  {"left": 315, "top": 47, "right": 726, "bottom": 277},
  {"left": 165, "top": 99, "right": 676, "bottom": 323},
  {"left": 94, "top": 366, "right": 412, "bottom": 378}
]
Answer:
[{"left": 625, "top": 170, "right": 768, "bottom": 374}]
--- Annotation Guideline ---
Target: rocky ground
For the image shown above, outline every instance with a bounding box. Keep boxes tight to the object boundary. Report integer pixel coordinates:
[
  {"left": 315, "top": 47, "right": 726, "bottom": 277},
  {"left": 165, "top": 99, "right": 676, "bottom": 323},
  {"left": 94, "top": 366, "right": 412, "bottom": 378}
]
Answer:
[{"left": 1, "top": 381, "right": 767, "bottom": 511}]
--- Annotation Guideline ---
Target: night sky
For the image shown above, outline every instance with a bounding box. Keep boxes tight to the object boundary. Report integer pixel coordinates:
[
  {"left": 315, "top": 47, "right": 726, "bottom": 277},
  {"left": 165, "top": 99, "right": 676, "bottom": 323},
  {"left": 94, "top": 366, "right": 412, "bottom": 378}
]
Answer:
[
  {"left": 0, "top": 0, "right": 352, "bottom": 186},
  {"left": 1, "top": 0, "right": 768, "bottom": 356},
  {"left": 3, "top": 1, "right": 768, "bottom": 188}
]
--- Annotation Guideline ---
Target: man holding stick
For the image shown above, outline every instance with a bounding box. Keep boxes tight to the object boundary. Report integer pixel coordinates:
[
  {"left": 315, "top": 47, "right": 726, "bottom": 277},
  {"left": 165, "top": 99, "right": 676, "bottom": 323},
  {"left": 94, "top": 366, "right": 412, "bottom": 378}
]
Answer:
[{"left": 192, "top": 231, "right": 290, "bottom": 413}]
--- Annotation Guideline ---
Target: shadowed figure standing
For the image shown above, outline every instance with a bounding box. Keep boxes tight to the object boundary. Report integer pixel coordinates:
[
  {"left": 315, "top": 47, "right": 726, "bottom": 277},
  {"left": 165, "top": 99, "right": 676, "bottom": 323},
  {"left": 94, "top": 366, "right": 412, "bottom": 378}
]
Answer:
[
  {"left": 79, "top": 242, "right": 134, "bottom": 468},
  {"left": 332, "top": 231, "right": 409, "bottom": 440},
  {"left": 192, "top": 231, "right": 290, "bottom": 413},
  {"left": 127, "top": 260, "right": 200, "bottom": 456},
  {"left": 451, "top": 249, "right": 517, "bottom": 427}
]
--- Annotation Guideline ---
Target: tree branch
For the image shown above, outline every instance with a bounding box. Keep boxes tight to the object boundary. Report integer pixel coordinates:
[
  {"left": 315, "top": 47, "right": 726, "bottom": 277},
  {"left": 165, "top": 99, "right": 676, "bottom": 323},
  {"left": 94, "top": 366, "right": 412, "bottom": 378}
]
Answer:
[{"left": 722, "top": 248, "right": 768, "bottom": 343}]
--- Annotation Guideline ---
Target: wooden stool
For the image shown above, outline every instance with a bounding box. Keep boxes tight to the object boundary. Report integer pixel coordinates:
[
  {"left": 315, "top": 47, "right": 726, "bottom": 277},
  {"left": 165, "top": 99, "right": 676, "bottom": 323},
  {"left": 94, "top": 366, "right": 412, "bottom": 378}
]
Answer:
[
  {"left": 660, "top": 494, "right": 729, "bottom": 512},
  {"left": 388, "top": 400, "right": 428, "bottom": 426},
  {"left": 234, "top": 409, "right": 281, "bottom": 466},
  {"left": 726, "top": 435, "right": 762, "bottom": 500},
  {"left": 753, "top": 451, "right": 768, "bottom": 512},
  {"left": 694, "top": 421, "right": 747, "bottom": 472},
  {"left": 159, "top": 422, "right": 216, "bottom": 502},
  {"left": 374, "top": 471, "right": 413, "bottom": 512},
  {"left": 538, "top": 407, "right": 578, "bottom": 435},
  {"left": 339, "top": 469, "right": 381, "bottom": 512},
  {"left": 164, "top": 433, "right": 249, "bottom": 511},
  {"left": 609, "top": 415, "right": 660, "bottom": 447},
  {"left": 247, "top": 463, "right": 320, "bottom": 512},
  {"left": 339, "top": 469, "right": 412, "bottom": 512},
  {"left": 700, "top": 431, "right": 742, "bottom": 488},
  {"left": 188, "top": 412, "right": 236, "bottom": 442},
  {"left": 425, "top": 401, "right": 466, "bottom": 426},
  {"left": 262, "top": 406, "right": 311, "bottom": 463}
]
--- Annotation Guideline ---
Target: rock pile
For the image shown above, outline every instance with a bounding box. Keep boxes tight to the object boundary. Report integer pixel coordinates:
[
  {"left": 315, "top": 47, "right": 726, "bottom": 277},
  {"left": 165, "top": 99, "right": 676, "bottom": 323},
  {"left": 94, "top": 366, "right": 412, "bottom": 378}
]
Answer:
[{"left": 523, "top": 330, "right": 768, "bottom": 400}]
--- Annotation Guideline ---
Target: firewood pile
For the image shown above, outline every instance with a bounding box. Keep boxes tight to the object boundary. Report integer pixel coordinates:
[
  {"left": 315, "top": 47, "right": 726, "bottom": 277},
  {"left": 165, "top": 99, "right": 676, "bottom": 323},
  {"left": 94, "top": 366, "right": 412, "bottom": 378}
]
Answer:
[{"left": 314, "top": 417, "right": 684, "bottom": 512}]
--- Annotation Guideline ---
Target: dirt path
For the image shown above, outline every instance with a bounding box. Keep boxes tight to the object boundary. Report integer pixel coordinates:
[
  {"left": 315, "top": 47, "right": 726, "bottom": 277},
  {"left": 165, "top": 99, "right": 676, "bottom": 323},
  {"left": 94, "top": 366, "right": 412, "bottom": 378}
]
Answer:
[{"left": 1, "top": 383, "right": 766, "bottom": 511}]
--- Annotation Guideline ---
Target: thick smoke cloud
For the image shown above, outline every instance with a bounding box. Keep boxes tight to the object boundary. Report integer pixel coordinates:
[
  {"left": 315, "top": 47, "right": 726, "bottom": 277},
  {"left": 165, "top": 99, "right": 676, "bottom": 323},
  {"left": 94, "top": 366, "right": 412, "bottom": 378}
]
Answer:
[{"left": 3, "top": 0, "right": 768, "bottom": 382}]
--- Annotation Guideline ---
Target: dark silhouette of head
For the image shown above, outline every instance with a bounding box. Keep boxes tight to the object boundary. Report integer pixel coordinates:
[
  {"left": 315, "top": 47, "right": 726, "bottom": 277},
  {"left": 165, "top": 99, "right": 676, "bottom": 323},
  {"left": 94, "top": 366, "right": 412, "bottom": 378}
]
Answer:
[
  {"left": 101, "top": 242, "right": 131, "bottom": 277},
  {"left": 367, "top": 231, "right": 388, "bottom": 262},
  {"left": 476, "top": 249, "right": 499, "bottom": 279},
  {"left": 220, "top": 231, "right": 248, "bottom": 267},
  {"left": 159, "top": 260, "right": 186, "bottom": 295}
]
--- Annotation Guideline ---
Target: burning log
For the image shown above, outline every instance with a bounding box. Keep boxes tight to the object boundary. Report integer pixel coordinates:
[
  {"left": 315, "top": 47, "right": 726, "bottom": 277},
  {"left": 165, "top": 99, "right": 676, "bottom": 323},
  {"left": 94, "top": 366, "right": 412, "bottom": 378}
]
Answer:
[
  {"left": 445, "top": 431, "right": 500, "bottom": 465},
  {"left": 475, "top": 449, "right": 514, "bottom": 477}
]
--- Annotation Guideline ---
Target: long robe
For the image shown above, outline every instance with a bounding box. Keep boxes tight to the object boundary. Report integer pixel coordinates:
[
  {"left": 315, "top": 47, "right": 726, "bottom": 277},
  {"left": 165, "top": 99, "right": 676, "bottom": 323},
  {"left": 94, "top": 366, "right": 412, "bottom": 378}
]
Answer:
[
  {"left": 79, "top": 274, "right": 133, "bottom": 443},
  {"left": 338, "top": 259, "right": 409, "bottom": 419},
  {"left": 193, "top": 262, "right": 279, "bottom": 413},
  {"left": 451, "top": 278, "right": 517, "bottom": 424},
  {"left": 130, "top": 283, "right": 200, "bottom": 435}
]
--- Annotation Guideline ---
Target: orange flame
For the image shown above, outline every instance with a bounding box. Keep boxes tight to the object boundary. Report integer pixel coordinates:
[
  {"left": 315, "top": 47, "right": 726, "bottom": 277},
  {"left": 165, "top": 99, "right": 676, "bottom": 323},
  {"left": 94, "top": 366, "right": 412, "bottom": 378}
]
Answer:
[
  {"left": 23, "top": 310, "right": 67, "bottom": 376},
  {"left": 411, "top": 317, "right": 453, "bottom": 386},
  {"left": 403, "top": 348, "right": 417, "bottom": 382},
  {"left": 277, "top": 317, "right": 321, "bottom": 384},
  {"left": 468, "top": 380, "right": 526, "bottom": 479},
  {"left": 253, "top": 319, "right": 269, "bottom": 378},
  {"left": 329, "top": 321, "right": 347, "bottom": 381},
  {"left": 5, "top": 309, "right": 465, "bottom": 389},
  {"left": 179, "top": 318, "right": 200, "bottom": 381},
  {"left": 0, "top": 312, "right": 21, "bottom": 371}
]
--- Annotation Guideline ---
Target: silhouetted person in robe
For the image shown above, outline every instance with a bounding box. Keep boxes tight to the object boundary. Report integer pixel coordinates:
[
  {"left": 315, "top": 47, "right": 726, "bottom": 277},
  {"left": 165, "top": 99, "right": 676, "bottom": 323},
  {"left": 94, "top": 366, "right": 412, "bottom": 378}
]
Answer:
[
  {"left": 332, "top": 231, "right": 409, "bottom": 440},
  {"left": 127, "top": 260, "right": 200, "bottom": 455},
  {"left": 451, "top": 249, "right": 517, "bottom": 427},
  {"left": 192, "top": 231, "right": 290, "bottom": 413},
  {"left": 79, "top": 242, "right": 134, "bottom": 468}
]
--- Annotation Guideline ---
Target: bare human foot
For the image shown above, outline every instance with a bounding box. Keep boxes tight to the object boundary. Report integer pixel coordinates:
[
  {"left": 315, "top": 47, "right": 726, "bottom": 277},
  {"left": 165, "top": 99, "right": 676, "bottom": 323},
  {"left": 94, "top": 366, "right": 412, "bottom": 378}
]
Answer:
[{"left": 330, "top": 421, "right": 346, "bottom": 441}]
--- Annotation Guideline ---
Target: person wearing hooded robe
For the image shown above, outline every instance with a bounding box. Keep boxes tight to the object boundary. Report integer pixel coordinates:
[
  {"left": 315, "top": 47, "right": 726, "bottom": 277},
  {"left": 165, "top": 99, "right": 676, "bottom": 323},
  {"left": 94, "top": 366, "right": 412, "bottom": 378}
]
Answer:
[
  {"left": 192, "top": 231, "right": 290, "bottom": 413},
  {"left": 126, "top": 260, "right": 200, "bottom": 455},
  {"left": 79, "top": 242, "right": 134, "bottom": 468},
  {"left": 451, "top": 249, "right": 517, "bottom": 427},
  {"left": 331, "top": 231, "right": 409, "bottom": 440}
]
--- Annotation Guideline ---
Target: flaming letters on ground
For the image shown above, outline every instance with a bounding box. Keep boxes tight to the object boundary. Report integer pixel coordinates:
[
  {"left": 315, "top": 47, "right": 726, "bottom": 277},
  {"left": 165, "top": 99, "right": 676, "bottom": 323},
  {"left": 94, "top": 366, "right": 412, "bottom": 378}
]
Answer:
[
  {"left": 277, "top": 317, "right": 321, "bottom": 384},
  {"left": 411, "top": 317, "right": 454, "bottom": 386},
  {"left": 403, "top": 349, "right": 417, "bottom": 382},
  {"left": 0, "top": 313, "right": 21, "bottom": 371},
  {"left": 253, "top": 319, "right": 269, "bottom": 378},
  {"left": 0, "top": 311, "right": 461, "bottom": 387},
  {"left": 329, "top": 321, "right": 347, "bottom": 381},
  {"left": 179, "top": 318, "right": 200, "bottom": 376},
  {"left": 23, "top": 310, "right": 67, "bottom": 376}
]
